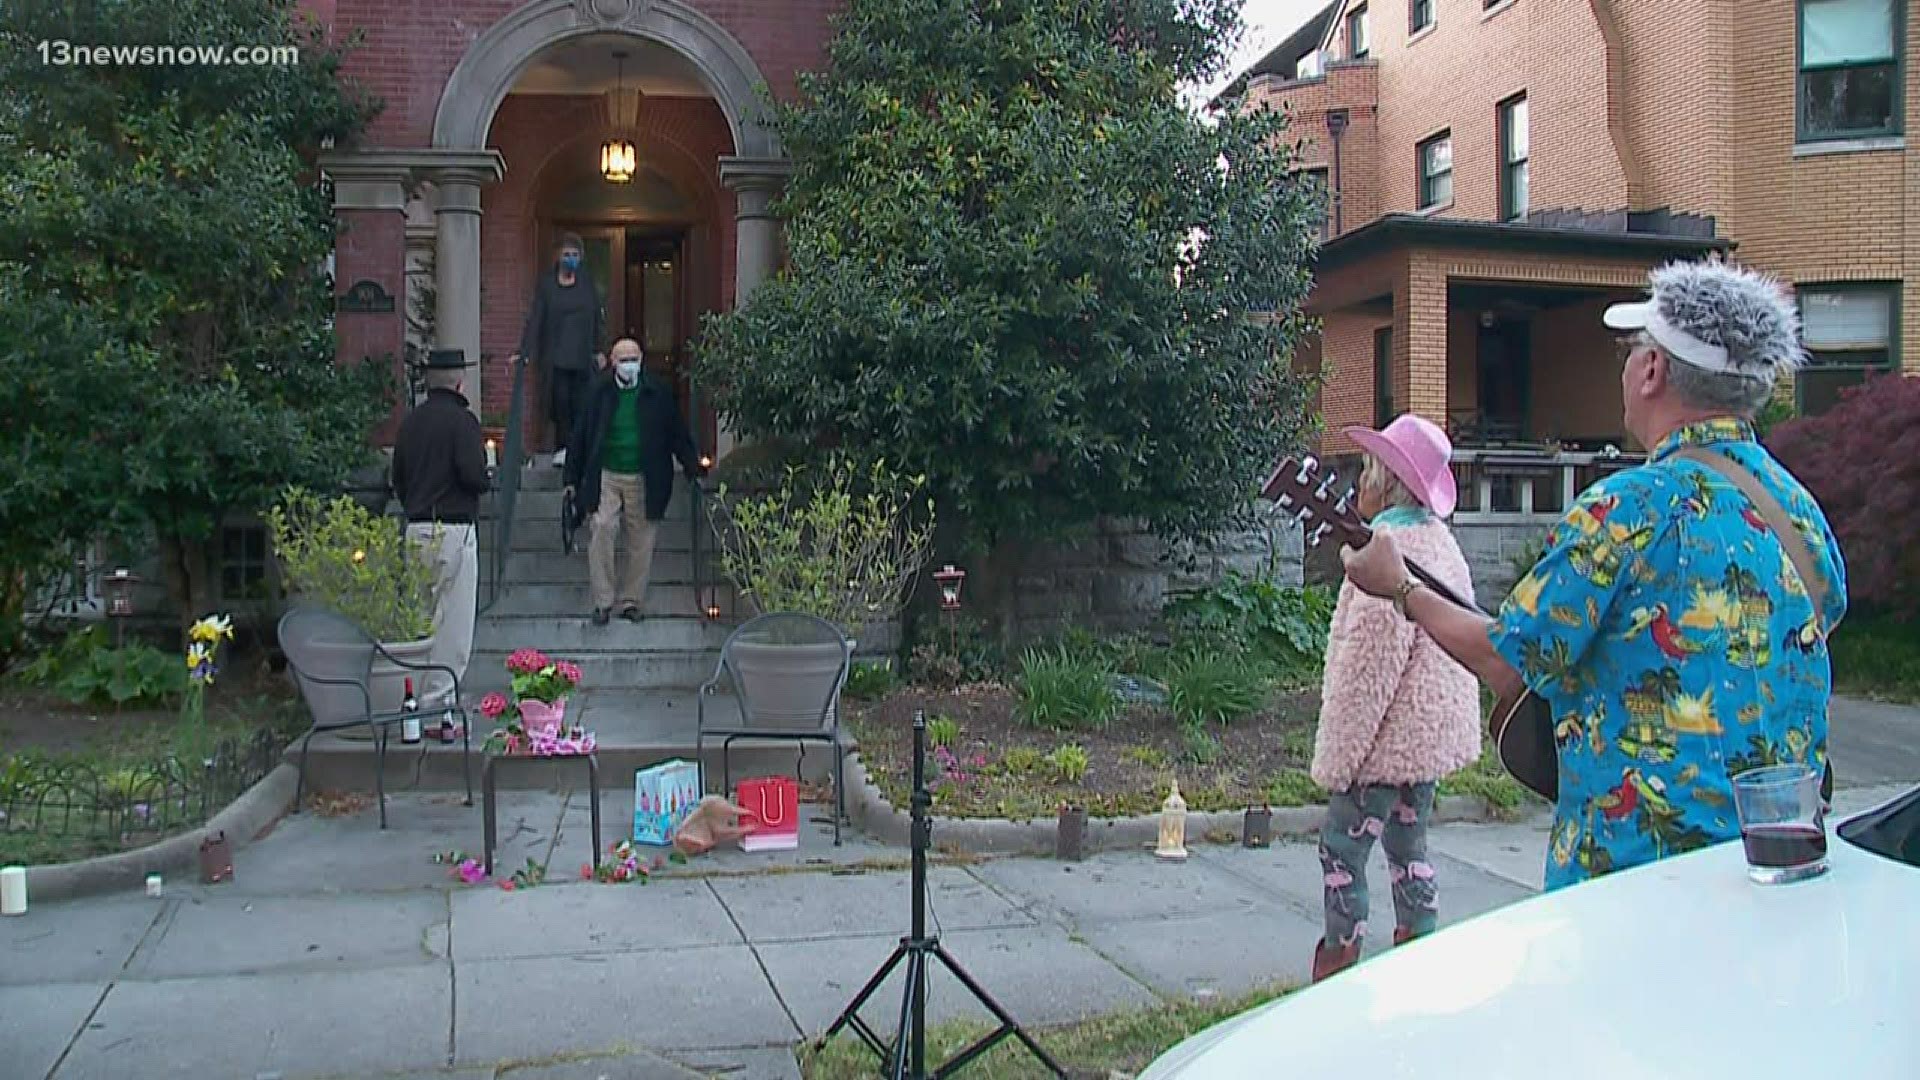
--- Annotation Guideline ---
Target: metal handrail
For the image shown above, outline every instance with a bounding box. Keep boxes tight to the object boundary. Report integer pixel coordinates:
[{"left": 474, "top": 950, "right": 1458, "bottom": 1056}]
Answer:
[
  {"left": 688, "top": 372, "right": 710, "bottom": 620},
  {"left": 480, "top": 354, "right": 528, "bottom": 614}
]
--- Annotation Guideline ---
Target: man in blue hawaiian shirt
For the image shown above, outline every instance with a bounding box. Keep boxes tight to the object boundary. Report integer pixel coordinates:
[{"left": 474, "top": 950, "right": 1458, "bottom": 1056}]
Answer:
[{"left": 1342, "top": 258, "right": 1847, "bottom": 890}]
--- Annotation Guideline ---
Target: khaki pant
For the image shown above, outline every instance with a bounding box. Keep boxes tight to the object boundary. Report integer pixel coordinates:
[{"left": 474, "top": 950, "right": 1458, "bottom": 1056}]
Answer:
[
  {"left": 589, "top": 472, "right": 659, "bottom": 614},
  {"left": 406, "top": 522, "right": 477, "bottom": 708}
]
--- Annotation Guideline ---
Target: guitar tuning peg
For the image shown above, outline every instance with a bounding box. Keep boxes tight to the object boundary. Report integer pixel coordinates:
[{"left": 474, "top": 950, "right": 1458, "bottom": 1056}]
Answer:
[
  {"left": 1295, "top": 457, "right": 1316, "bottom": 483},
  {"left": 1274, "top": 492, "right": 1296, "bottom": 510},
  {"left": 1292, "top": 505, "right": 1313, "bottom": 525},
  {"left": 1307, "top": 522, "right": 1333, "bottom": 547},
  {"left": 1332, "top": 494, "right": 1350, "bottom": 516}
]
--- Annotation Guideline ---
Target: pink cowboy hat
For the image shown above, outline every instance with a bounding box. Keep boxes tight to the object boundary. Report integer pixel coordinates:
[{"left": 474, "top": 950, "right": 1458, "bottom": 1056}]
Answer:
[{"left": 1342, "top": 414, "right": 1458, "bottom": 518}]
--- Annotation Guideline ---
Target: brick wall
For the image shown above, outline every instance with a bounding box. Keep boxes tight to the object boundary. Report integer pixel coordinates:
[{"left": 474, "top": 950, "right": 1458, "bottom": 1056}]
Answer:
[
  {"left": 335, "top": 0, "right": 840, "bottom": 146},
  {"left": 333, "top": 207, "right": 409, "bottom": 443}
]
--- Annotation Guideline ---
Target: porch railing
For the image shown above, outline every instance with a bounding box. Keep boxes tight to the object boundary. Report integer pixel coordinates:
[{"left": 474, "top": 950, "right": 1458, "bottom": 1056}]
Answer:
[
  {"left": 480, "top": 354, "right": 528, "bottom": 615},
  {"left": 1450, "top": 446, "right": 1644, "bottom": 523}
]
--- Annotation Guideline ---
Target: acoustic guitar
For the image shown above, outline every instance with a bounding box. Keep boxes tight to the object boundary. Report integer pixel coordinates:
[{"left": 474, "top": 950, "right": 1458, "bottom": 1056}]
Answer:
[{"left": 1261, "top": 456, "right": 1558, "bottom": 801}]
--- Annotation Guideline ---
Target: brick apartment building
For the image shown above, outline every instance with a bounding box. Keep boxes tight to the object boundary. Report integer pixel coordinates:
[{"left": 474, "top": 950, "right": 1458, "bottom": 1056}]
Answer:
[
  {"left": 1226, "top": 0, "right": 1914, "bottom": 532},
  {"left": 307, "top": 0, "right": 839, "bottom": 458}
]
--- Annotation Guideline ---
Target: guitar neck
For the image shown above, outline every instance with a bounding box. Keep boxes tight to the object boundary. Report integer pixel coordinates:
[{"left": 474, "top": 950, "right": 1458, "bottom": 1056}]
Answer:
[{"left": 1351, "top": 523, "right": 1489, "bottom": 617}]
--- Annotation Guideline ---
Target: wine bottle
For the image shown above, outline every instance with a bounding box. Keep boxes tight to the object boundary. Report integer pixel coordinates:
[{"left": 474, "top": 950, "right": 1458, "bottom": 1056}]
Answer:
[{"left": 402, "top": 677, "right": 422, "bottom": 743}]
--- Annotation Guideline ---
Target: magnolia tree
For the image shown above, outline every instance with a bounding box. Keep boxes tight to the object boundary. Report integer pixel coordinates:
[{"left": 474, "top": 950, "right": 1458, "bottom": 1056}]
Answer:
[
  {"left": 0, "top": 0, "right": 388, "bottom": 641},
  {"left": 695, "top": 0, "right": 1322, "bottom": 594}
]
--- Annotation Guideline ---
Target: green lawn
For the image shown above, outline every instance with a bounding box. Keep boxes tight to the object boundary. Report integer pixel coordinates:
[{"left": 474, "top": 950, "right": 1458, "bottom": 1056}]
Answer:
[
  {"left": 801, "top": 983, "right": 1294, "bottom": 1079},
  {"left": 1830, "top": 616, "right": 1920, "bottom": 704}
]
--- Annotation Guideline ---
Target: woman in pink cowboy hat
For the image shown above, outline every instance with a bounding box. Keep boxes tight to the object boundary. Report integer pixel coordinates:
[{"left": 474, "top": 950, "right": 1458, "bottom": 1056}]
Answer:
[{"left": 1308, "top": 412, "right": 1480, "bottom": 982}]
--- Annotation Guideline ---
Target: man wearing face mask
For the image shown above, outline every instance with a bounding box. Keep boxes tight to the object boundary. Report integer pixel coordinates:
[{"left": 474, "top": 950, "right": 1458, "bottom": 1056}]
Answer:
[
  {"left": 565, "top": 338, "right": 706, "bottom": 625},
  {"left": 513, "top": 233, "right": 605, "bottom": 469}
]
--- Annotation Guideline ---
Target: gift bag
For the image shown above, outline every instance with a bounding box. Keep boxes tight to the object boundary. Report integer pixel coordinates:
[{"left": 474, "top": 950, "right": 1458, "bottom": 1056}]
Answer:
[
  {"left": 736, "top": 775, "right": 800, "bottom": 852},
  {"left": 673, "top": 795, "right": 760, "bottom": 857},
  {"left": 633, "top": 758, "right": 702, "bottom": 846}
]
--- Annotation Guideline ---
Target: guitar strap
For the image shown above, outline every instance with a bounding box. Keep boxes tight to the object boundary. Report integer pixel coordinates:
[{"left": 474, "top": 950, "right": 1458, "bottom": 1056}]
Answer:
[{"left": 1671, "top": 447, "right": 1835, "bottom": 802}]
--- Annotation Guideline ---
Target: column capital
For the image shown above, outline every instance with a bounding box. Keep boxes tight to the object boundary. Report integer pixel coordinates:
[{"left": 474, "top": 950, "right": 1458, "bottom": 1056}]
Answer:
[
  {"left": 717, "top": 155, "right": 794, "bottom": 193},
  {"left": 319, "top": 148, "right": 506, "bottom": 211}
]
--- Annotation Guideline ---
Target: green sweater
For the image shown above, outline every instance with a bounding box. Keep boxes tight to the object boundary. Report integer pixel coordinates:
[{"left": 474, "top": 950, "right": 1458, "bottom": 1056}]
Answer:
[{"left": 604, "top": 383, "right": 643, "bottom": 474}]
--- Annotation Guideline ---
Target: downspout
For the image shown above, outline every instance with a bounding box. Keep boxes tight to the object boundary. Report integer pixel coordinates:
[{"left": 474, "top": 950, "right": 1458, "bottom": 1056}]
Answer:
[
  {"left": 1586, "top": 0, "right": 1646, "bottom": 209},
  {"left": 1326, "top": 108, "right": 1350, "bottom": 235}
]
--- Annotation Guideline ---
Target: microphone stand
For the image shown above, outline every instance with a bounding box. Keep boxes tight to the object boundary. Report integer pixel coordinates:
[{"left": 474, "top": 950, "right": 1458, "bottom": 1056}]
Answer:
[{"left": 816, "top": 710, "right": 1066, "bottom": 1079}]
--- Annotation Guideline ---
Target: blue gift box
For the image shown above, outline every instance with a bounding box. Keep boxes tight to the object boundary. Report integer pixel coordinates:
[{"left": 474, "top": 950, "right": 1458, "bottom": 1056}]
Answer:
[{"left": 633, "top": 758, "right": 702, "bottom": 846}]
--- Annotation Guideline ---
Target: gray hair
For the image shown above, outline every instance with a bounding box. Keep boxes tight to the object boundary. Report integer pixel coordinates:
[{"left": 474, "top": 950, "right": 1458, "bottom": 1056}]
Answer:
[
  {"left": 1665, "top": 353, "right": 1776, "bottom": 418},
  {"left": 426, "top": 368, "right": 463, "bottom": 392}
]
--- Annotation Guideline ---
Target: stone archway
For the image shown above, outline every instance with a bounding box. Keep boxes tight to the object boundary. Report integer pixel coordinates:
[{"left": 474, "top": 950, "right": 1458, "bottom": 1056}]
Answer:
[{"left": 430, "top": 0, "right": 779, "bottom": 160}]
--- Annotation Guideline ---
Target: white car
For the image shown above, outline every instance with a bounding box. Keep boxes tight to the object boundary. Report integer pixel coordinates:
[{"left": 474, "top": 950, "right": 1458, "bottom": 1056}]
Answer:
[{"left": 1142, "top": 787, "right": 1920, "bottom": 1079}]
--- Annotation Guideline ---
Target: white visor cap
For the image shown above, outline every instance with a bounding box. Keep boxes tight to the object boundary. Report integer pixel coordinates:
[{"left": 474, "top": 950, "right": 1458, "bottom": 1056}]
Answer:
[{"left": 1603, "top": 300, "right": 1738, "bottom": 375}]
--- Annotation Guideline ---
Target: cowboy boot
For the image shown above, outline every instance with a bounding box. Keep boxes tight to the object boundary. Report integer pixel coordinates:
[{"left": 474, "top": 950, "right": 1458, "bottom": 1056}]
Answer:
[
  {"left": 1393, "top": 926, "right": 1420, "bottom": 947},
  {"left": 1311, "top": 937, "right": 1362, "bottom": 983}
]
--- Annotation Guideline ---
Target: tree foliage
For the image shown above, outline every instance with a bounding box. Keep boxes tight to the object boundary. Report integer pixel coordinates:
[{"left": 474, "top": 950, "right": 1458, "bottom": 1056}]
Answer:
[
  {"left": 0, "top": 0, "right": 389, "bottom": 632},
  {"left": 695, "top": 0, "right": 1320, "bottom": 550},
  {"left": 1767, "top": 374, "right": 1920, "bottom": 622}
]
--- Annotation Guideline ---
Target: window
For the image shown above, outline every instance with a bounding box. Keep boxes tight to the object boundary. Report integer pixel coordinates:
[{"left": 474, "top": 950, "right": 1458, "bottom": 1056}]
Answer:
[
  {"left": 1373, "top": 327, "right": 1395, "bottom": 427},
  {"left": 1797, "top": 0, "right": 1903, "bottom": 141},
  {"left": 1499, "top": 95, "right": 1529, "bottom": 221},
  {"left": 1410, "top": 0, "right": 1433, "bottom": 34},
  {"left": 1483, "top": 0, "right": 1510, "bottom": 8},
  {"left": 1300, "top": 167, "right": 1332, "bottom": 240},
  {"left": 220, "top": 524, "right": 270, "bottom": 602},
  {"left": 1797, "top": 283, "right": 1898, "bottom": 414},
  {"left": 1417, "top": 131, "right": 1452, "bottom": 209},
  {"left": 1347, "top": 4, "right": 1370, "bottom": 59}
]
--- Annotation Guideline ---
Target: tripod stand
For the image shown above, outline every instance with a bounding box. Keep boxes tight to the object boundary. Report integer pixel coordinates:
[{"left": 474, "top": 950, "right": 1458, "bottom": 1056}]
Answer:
[{"left": 817, "top": 711, "right": 1066, "bottom": 1080}]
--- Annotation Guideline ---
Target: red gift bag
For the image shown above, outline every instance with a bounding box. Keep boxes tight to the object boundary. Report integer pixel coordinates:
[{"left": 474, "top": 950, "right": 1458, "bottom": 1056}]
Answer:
[{"left": 735, "top": 776, "right": 800, "bottom": 851}]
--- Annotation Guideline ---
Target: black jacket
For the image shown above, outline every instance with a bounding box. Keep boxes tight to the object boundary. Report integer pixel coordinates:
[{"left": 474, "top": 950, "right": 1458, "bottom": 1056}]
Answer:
[
  {"left": 390, "top": 388, "right": 490, "bottom": 523},
  {"left": 517, "top": 269, "right": 604, "bottom": 372},
  {"left": 564, "top": 370, "right": 703, "bottom": 521}
]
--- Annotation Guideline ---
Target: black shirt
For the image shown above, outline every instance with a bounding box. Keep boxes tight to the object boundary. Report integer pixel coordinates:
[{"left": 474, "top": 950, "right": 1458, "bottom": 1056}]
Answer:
[
  {"left": 518, "top": 269, "right": 604, "bottom": 372},
  {"left": 391, "top": 388, "right": 490, "bottom": 523}
]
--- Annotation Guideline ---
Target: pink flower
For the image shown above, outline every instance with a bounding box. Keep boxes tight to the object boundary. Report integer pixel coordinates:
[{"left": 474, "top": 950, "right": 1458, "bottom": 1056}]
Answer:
[
  {"left": 506, "top": 648, "right": 551, "bottom": 675},
  {"left": 555, "top": 660, "right": 583, "bottom": 685},
  {"left": 477, "top": 693, "right": 509, "bottom": 719},
  {"left": 456, "top": 859, "right": 486, "bottom": 885},
  {"left": 580, "top": 863, "right": 594, "bottom": 880},
  {"left": 499, "top": 880, "right": 516, "bottom": 892}
]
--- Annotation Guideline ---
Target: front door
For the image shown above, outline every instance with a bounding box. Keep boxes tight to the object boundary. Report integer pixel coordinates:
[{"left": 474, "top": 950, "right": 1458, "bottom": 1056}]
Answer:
[{"left": 1477, "top": 319, "right": 1532, "bottom": 441}]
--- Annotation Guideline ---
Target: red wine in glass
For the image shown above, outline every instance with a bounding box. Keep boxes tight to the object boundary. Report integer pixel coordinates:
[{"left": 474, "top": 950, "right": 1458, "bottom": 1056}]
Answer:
[{"left": 1741, "top": 823, "right": 1827, "bottom": 868}]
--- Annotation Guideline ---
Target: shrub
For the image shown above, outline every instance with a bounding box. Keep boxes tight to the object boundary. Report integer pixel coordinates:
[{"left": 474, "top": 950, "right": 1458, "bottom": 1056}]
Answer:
[
  {"left": 266, "top": 488, "right": 436, "bottom": 642},
  {"left": 998, "top": 746, "right": 1046, "bottom": 776},
  {"left": 9, "top": 624, "right": 185, "bottom": 708},
  {"left": 708, "top": 454, "right": 935, "bottom": 639},
  {"left": 1163, "top": 574, "right": 1335, "bottom": 675},
  {"left": 1014, "top": 647, "right": 1119, "bottom": 731},
  {"left": 1045, "top": 744, "right": 1090, "bottom": 784},
  {"left": 844, "top": 659, "right": 899, "bottom": 701},
  {"left": 1122, "top": 745, "right": 1169, "bottom": 770},
  {"left": 1164, "top": 651, "right": 1270, "bottom": 727},
  {"left": 1767, "top": 374, "right": 1920, "bottom": 621},
  {"left": 907, "top": 613, "right": 1005, "bottom": 688},
  {"left": 1264, "top": 769, "right": 1320, "bottom": 807}
]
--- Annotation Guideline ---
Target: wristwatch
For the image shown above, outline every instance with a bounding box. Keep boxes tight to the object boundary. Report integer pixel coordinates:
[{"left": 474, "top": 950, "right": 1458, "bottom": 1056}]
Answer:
[{"left": 1390, "top": 577, "right": 1425, "bottom": 620}]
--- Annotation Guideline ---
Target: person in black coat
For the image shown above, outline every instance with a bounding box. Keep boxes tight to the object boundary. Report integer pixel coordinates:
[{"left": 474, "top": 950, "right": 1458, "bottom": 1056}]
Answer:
[
  {"left": 389, "top": 348, "right": 490, "bottom": 706},
  {"left": 514, "top": 232, "right": 604, "bottom": 469},
  {"left": 563, "top": 337, "right": 706, "bottom": 624}
]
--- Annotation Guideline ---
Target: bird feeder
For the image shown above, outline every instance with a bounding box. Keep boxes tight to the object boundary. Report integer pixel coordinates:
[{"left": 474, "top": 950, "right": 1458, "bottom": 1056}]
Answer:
[
  {"left": 933, "top": 564, "right": 967, "bottom": 612},
  {"left": 105, "top": 567, "right": 140, "bottom": 619}
]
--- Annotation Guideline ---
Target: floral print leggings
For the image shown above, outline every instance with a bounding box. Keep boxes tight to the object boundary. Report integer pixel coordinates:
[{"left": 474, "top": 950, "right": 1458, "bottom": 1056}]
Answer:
[{"left": 1319, "top": 781, "right": 1439, "bottom": 946}]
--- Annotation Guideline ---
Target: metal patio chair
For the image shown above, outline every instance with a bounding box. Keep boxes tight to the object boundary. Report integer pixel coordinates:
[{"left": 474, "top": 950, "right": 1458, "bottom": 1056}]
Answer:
[
  {"left": 695, "top": 611, "right": 853, "bottom": 845},
  {"left": 277, "top": 606, "right": 473, "bottom": 829}
]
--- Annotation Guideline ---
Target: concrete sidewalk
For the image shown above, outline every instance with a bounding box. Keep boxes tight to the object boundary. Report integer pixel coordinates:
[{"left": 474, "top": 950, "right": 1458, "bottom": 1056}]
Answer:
[{"left": 4, "top": 781, "right": 1911, "bottom": 1080}]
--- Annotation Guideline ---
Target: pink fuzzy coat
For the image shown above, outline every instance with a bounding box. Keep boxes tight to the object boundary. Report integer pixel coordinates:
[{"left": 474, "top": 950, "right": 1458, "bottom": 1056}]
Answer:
[{"left": 1310, "top": 518, "right": 1482, "bottom": 792}]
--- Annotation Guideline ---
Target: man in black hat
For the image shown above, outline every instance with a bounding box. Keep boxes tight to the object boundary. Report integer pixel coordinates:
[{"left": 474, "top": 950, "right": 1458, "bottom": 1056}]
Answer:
[{"left": 390, "top": 348, "right": 490, "bottom": 707}]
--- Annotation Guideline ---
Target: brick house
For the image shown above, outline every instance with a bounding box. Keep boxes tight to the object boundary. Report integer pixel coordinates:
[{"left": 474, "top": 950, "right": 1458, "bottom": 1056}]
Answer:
[{"left": 1224, "top": 0, "right": 1913, "bottom": 579}]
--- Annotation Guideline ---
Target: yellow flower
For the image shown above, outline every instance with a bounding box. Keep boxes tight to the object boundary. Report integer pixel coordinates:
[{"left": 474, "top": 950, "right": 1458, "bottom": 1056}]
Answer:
[
  {"left": 189, "top": 613, "right": 234, "bottom": 644},
  {"left": 186, "top": 642, "right": 212, "bottom": 669}
]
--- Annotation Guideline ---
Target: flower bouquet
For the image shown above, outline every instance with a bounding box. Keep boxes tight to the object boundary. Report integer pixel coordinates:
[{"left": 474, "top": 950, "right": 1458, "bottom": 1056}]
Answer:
[
  {"left": 181, "top": 614, "right": 235, "bottom": 729},
  {"left": 476, "top": 648, "right": 596, "bottom": 756}
]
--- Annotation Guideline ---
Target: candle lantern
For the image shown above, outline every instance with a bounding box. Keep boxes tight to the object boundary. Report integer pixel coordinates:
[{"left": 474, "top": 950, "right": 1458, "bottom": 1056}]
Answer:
[
  {"left": 105, "top": 567, "right": 139, "bottom": 618},
  {"left": 704, "top": 601, "right": 723, "bottom": 621},
  {"left": 1243, "top": 805, "right": 1273, "bottom": 848},
  {"left": 1055, "top": 803, "right": 1087, "bottom": 862},
  {"left": 1154, "top": 779, "right": 1189, "bottom": 862},
  {"left": 933, "top": 564, "right": 966, "bottom": 612}
]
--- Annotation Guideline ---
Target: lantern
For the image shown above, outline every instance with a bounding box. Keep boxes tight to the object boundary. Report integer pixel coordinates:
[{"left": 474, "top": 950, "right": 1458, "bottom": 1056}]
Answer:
[
  {"left": 1154, "top": 779, "right": 1189, "bottom": 862},
  {"left": 932, "top": 564, "right": 966, "bottom": 612},
  {"left": 600, "top": 138, "right": 636, "bottom": 184},
  {"left": 705, "top": 602, "right": 723, "bottom": 622},
  {"left": 105, "top": 567, "right": 139, "bottom": 619}
]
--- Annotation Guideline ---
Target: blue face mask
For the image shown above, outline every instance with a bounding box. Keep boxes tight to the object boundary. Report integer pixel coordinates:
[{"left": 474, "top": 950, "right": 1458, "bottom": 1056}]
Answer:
[{"left": 559, "top": 252, "right": 582, "bottom": 271}]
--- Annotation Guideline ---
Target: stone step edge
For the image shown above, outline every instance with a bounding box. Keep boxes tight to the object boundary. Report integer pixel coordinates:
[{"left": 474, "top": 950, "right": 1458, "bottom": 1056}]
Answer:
[{"left": 840, "top": 751, "right": 1512, "bottom": 858}]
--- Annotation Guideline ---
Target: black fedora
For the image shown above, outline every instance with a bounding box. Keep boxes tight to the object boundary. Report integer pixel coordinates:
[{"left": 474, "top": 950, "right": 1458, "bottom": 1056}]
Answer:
[{"left": 423, "top": 348, "right": 472, "bottom": 369}]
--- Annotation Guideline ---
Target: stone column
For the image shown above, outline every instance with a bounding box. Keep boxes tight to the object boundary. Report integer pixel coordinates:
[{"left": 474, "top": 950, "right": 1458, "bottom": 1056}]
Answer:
[
  {"left": 716, "top": 157, "right": 794, "bottom": 459},
  {"left": 433, "top": 169, "right": 490, "bottom": 419},
  {"left": 318, "top": 153, "right": 411, "bottom": 444},
  {"left": 403, "top": 185, "right": 437, "bottom": 365}
]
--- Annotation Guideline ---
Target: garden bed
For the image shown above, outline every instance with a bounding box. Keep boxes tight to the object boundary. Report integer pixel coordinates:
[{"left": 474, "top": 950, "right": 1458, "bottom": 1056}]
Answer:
[{"left": 848, "top": 683, "right": 1536, "bottom": 822}]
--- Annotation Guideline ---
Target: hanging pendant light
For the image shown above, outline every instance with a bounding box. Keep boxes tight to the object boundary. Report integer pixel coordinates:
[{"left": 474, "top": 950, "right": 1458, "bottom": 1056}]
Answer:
[{"left": 600, "top": 50, "right": 637, "bottom": 184}]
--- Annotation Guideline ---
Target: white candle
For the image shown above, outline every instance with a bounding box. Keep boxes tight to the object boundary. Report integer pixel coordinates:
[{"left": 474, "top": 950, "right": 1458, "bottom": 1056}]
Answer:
[
  {"left": 1, "top": 865, "right": 26, "bottom": 915},
  {"left": 485, "top": 439, "right": 498, "bottom": 469},
  {"left": 145, "top": 873, "right": 163, "bottom": 898}
]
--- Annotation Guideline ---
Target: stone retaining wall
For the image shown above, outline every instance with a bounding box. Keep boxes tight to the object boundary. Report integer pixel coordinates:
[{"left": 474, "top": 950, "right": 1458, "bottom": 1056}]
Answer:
[{"left": 1007, "top": 510, "right": 1305, "bottom": 640}]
